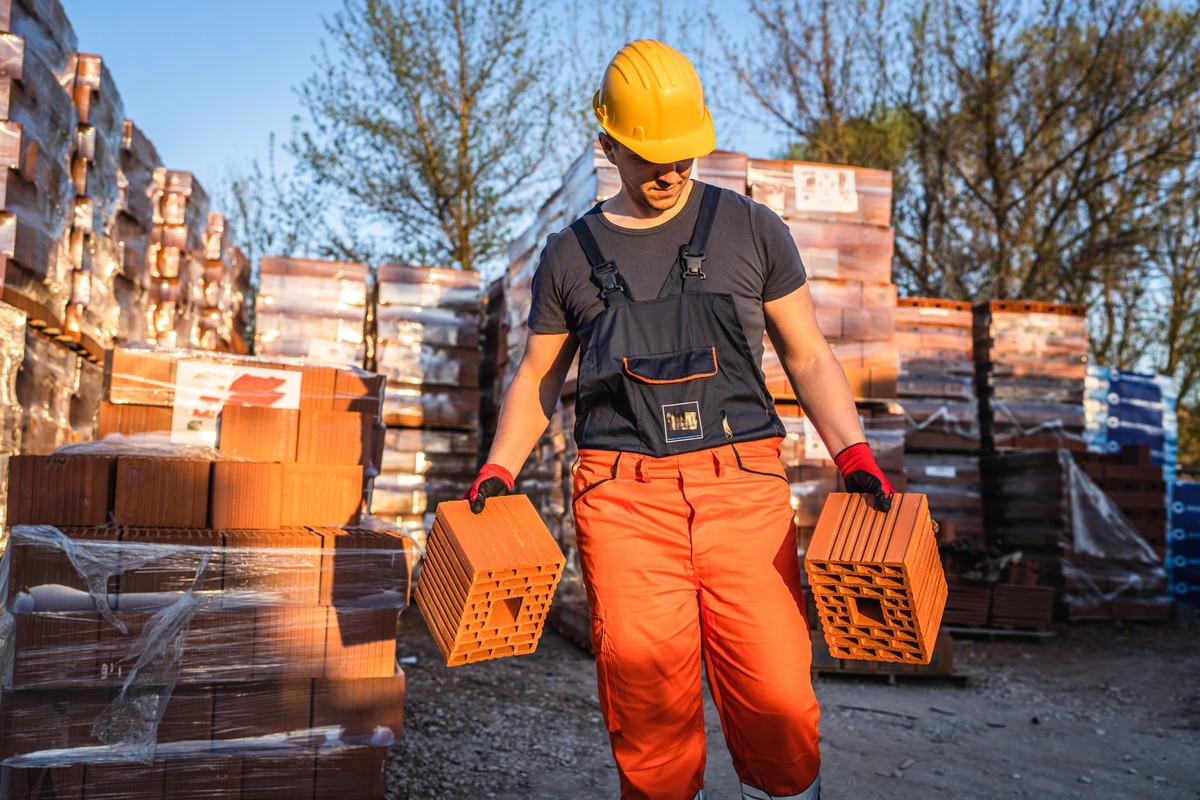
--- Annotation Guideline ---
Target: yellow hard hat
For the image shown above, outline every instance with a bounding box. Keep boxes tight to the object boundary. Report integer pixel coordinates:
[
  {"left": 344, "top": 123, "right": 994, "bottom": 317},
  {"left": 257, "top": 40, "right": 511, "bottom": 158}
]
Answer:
[{"left": 593, "top": 40, "right": 715, "bottom": 165}]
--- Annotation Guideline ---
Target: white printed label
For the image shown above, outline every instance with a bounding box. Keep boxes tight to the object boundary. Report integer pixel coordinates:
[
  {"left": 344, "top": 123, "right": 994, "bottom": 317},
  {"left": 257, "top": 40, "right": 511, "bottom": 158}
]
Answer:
[
  {"left": 925, "top": 465, "right": 958, "bottom": 479},
  {"left": 802, "top": 417, "right": 832, "bottom": 462},
  {"left": 171, "top": 361, "right": 301, "bottom": 446},
  {"left": 793, "top": 165, "right": 860, "bottom": 213}
]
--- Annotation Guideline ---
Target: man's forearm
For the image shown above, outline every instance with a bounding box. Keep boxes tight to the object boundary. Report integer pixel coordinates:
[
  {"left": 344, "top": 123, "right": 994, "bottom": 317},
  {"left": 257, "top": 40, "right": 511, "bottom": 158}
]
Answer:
[
  {"left": 783, "top": 349, "right": 866, "bottom": 456},
  {"left": 484, "top": 371, "right": 560, "bottom": 478}
]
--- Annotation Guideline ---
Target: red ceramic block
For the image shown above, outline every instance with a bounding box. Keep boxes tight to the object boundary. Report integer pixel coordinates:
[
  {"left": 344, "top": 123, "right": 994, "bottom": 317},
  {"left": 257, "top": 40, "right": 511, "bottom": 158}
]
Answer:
[
  {"left": 804, "top": 493, "right": 947, "bottom": 664},
  {"left": 413, "top": 495, "right": 565, "bottom": 667}
]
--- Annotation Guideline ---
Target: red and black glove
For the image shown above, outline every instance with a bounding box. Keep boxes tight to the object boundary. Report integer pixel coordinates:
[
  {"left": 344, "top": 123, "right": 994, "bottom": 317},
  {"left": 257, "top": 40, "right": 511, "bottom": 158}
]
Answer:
[
  {"left": 833, "top": 442, "right": 895, "bottom": 512},
  {"left": 463, "top": 463, "right": 514, "bottom": 514}
]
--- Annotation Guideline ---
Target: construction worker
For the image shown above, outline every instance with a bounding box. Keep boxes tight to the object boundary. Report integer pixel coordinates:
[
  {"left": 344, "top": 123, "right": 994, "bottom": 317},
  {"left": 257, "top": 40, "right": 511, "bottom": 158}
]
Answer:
[{"left": 465, "top": 40, "right": 894, "bottom": 800}]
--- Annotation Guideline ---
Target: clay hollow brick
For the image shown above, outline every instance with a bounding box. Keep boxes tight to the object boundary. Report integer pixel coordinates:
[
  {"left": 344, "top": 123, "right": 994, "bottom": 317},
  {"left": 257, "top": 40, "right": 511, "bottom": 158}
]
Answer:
[
  {"left": 804, "top": 493, "right": 947, "bottom": 664},
  {"left": 413, "top": 495, "right": 565, "bottom": 667}
]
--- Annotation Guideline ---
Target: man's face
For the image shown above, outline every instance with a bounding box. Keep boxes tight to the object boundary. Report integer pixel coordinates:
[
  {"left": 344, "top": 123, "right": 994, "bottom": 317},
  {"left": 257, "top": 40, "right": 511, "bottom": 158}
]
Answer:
[{"left": 600, "top": 135, "right": 695, "bottom": 214}]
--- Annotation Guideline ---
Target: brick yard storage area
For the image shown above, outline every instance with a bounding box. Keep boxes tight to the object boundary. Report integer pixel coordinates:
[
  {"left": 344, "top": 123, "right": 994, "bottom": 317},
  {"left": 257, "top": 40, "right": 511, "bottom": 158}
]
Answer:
[{"left": 390, "top": 609, "right": 1200, "bottom": 799}]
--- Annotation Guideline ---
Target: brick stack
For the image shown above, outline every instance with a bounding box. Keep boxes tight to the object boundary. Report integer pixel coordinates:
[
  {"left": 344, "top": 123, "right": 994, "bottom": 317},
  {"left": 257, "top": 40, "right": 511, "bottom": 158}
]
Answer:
[
  {"left": 0, "top": 298, "right": 22, "bottom": 526},
  {"left": 974, "top": 300, "right": 1088, "bottom": 452},
  {"left": 15, "top": 324, "right": 81, "bottom": 453},
  {"left": 1074, "top": 447, "right": 1168, "bottom": 558},
  {"left": 254, "top": 256, "right": 369, "bottom": 365},
  {"left": 1, "top": 346, "right": 410, "bottom": 798},
  {"left": 414, "top": 495, "right": 564, "bottom": 666},
  {"left": 196, "top": 213, "right": 250, "bottom": 354},
  {"left": 145, "top": 170, "right": 209, "bottom": 350},
  {"left": 372, "top": 264, "right": 481, "bottom": 534},
  {"left": 896, "top": 298, "right": 980, "bottom": 450},
  {"left": 113, "top": 119, "right": 161, "bottom": 343},
  {"left": 804, "top": 492, "right": 947, "bottom": 664},
  {"left": 749, "top": 159, "right": 898, "bottom": 402},
  {"left": 893, "top": 298, "right": 985, "bottom": 607},
  {"left": 1, "top": 0, "right": 78, "bottom": 336},
  {"left": 982, "top": 448, "right": 1169, "bottom": 622},
  {"left": 99, "top": 346, "right": 385, "bottom": 511}
]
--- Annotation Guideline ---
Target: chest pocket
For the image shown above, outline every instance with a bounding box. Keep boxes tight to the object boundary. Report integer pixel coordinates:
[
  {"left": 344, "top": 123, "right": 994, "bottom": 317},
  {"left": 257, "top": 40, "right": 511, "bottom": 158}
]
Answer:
[{"left": 623, "top": 347, "right": 718, "bottom": 384}]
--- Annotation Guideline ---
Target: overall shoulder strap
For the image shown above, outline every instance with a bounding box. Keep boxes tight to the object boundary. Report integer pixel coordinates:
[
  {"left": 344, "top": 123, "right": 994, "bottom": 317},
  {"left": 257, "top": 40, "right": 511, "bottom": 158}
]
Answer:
[
  {"left": 658, "top": 183, "right": 723, "bottom": 298},
  {"left": 569, "top": 212, "right": 627, "bottom": 307}
]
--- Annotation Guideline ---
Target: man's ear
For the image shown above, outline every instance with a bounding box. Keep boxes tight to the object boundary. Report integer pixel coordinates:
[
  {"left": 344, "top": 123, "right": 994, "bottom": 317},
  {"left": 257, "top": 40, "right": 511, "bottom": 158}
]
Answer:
[{"left": 598, "top": 132, "right": 619, "bottom": 166}]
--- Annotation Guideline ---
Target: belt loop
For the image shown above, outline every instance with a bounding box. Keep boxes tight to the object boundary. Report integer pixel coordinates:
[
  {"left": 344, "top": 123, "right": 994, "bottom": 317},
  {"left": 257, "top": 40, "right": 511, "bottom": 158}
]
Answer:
[
  {"left": 712, "top": 450, "right": 725, "bottom": 477},
  {"left": 635, "top": 459, "right": 649, "bottom": 483}
]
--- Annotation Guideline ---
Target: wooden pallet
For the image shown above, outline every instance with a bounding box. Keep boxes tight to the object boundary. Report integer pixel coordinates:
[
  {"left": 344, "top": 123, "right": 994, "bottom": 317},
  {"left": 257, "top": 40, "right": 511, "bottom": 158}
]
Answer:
[
  {"left": 812, "top": 665, "right": 972, "bottom": 686},
  {"left": 943, "top": 625, "right": 1055, "bottom": 642}
]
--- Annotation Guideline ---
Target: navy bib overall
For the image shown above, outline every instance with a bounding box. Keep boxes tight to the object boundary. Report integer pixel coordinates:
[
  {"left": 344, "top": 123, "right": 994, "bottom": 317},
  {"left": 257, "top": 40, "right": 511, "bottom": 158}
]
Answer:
[{"left": 571, "top": 184, "right": 785, "bottom": 457}]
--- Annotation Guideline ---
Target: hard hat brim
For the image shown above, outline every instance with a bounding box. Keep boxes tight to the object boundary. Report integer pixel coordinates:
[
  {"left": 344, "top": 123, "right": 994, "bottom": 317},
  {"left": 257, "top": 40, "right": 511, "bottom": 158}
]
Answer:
[{"left": 601, "top": 108, "right": 716, "bottom": 165}]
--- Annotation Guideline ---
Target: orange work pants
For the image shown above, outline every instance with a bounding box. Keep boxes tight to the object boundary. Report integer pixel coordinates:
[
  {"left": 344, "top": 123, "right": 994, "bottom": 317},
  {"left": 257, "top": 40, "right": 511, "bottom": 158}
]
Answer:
[{"left": 572, "top": 437, "right": 821, "bottom": 800}]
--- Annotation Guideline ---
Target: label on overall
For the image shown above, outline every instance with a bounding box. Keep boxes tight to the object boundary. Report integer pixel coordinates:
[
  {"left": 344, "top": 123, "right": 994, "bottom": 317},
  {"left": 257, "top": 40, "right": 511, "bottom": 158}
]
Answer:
[{"left": 662, "top": 402, "right": 703, "bottom": 443}]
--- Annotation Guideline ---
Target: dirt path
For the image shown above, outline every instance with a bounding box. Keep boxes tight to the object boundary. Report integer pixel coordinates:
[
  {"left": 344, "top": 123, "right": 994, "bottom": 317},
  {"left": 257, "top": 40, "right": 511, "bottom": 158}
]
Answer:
[{"left": 387, "top": 609, "right": 1200, "bottom": 799}]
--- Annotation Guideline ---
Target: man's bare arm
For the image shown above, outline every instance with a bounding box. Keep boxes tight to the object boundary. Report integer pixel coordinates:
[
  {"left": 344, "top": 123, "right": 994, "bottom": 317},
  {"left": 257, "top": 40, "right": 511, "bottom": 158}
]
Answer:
[
  {"left": 763, "top": 284, "right": 865, "bottom": 455},
  {"left": 485, "top": 331, "right": 579, "bottom": 477}
]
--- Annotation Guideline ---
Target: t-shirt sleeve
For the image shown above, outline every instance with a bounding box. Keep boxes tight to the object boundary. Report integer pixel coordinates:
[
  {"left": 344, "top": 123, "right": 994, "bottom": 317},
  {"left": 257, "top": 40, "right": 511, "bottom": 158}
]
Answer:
[
  {"left": 527, "top": 237, "right": 570, "bottom": 334},
  {"left": 753, "top": 202, "right": 807, "bottom": 302}
]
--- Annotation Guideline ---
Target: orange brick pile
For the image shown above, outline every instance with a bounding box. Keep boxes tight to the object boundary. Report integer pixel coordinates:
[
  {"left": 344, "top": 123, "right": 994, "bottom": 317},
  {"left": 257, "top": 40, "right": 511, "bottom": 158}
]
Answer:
[
  {"left": 415, "top": 495, "right": 565, "bottom": 666},
  {"left": 1, "top": 345, "right": 409, "bottom": 798},
  {"left": 805, "top": 492, "right": 947, "bottom": 664}
]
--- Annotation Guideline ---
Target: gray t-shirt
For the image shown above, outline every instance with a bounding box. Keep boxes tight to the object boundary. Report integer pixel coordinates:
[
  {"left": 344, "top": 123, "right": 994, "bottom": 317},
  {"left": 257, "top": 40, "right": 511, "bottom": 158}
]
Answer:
[{"left": 527, "top": 182, "right": 806, "bottom": 366}]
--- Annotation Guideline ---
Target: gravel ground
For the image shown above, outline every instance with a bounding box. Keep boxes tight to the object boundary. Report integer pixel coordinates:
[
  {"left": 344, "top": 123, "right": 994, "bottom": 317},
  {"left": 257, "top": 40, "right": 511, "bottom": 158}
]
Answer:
[{"left": 387, "top": 608, "right": 1200, "bottom": 800}]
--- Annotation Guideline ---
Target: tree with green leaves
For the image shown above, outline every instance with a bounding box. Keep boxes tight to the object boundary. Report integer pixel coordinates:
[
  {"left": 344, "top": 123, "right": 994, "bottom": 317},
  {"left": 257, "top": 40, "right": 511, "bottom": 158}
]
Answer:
[{"left": 291, "top": 0, "right": 560, "bottom": 271}]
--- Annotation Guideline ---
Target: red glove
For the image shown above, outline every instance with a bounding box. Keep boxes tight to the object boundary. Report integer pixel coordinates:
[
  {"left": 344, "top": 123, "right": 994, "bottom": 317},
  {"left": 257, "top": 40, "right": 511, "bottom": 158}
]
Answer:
[
  {"left": 833, "top": 442, "right": 895, "bottom": 512},
  {"left": 463, "top": 463, "right": 515, "bottom": 514}
]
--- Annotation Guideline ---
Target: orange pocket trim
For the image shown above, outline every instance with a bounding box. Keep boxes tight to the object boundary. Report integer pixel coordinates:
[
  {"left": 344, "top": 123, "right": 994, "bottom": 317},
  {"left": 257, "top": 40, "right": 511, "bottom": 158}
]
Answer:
[{"left": 623, "top": 347, "right": 718, "bottom": 384}]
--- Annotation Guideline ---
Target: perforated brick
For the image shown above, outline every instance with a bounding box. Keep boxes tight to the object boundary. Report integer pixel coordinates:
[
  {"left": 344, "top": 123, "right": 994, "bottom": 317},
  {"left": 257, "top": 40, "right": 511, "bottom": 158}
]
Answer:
[
  {"left": 804, "top": 493, "right": 947, "bottom": 664},
  {"left": 414, "top": 495, "right": 565, "bottom": 667}
]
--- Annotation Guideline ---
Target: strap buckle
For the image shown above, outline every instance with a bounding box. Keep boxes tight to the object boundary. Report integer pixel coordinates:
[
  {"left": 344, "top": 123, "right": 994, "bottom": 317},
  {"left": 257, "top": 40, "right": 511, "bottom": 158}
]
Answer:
[
  {"left": 680, "top": 247, "right": 706, "bottom": 280},
  {"left": 593, "top": 260, "right": 624, "bottom": 296}
]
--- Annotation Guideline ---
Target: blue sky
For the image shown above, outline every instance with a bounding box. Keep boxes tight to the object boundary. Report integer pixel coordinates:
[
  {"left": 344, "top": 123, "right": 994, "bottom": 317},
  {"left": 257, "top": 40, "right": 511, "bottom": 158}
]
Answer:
[{"left": 65, "top": 2, "right": 779, "bottom": 206}]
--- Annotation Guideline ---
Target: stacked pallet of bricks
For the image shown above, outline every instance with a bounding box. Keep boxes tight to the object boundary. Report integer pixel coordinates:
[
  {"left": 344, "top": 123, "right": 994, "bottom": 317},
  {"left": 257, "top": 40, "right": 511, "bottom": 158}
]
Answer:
[
  {"left": 0, "top": 299, "right": 21, "bottom": 526},
  {"left": 1, "top": 0, "right": 79, "bottom": 342},
  {"left": 414, "top": 495, "right": 565, "bottom": 666},
  {"left": 804, "top": 493, "right": 955, "bottom": 677},
  {"left": 2, "top": 350, "right": 411, "bottom": 797},
  {"left": 748, "top": 158, "right": 898, "bottom": 402},
  {"left": 982, "top": 449, "right": 1169, "bottom": 623},
  {"left": 895, "top": 298, "right": 983, "bottom": 543},
  {"left": 1170, "top": 479, "right": 1200, "bottom": 610},
  {"left": 255, "top": 256, "right": 369, "bottom": 365},
  {"left": 896, "top": 299, "right": 980, "bottom": 451},
  {"left": 979, "top": 451, "right": 1070, "bottom": 628},
  {"left": 1074, "top": 447, "right": 1168, "bottom": 559},
  {"left": 113, "top": 119, "right": 162, "bottom": 343},
  {"left": 196, "top": 213, "right": 250, "bottom": 354},
  {"left": 145, "top": 170, "right": 209, "bottom": 349},
  {"left": 14, "top": 312, "right": 101, "bottom": 454},
  {"left": 973, "top": 301, "right": 1088, "bottom": 451},
  {"left": 371, "top": 264, "right": 480, "bottom": 539}
]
